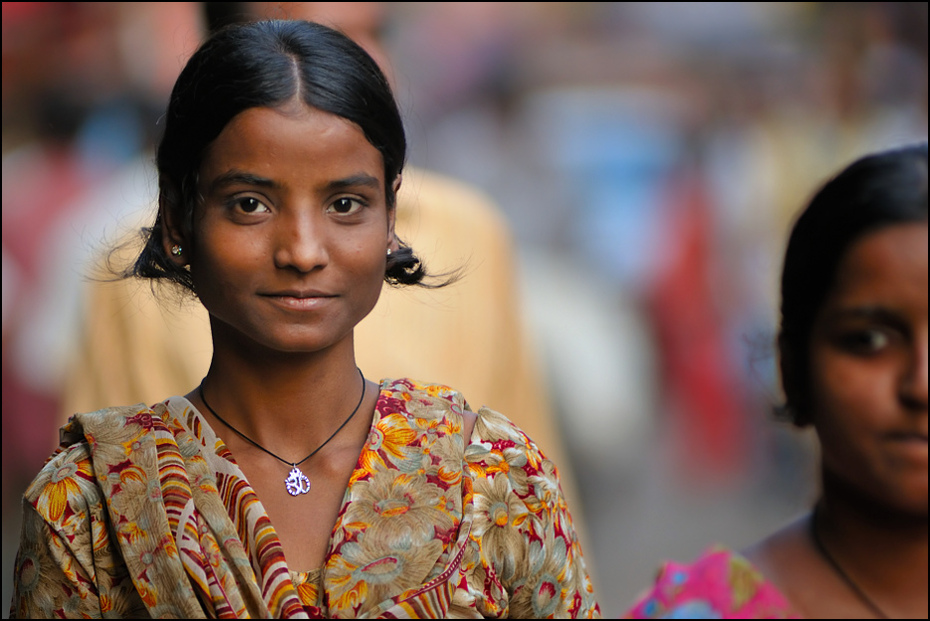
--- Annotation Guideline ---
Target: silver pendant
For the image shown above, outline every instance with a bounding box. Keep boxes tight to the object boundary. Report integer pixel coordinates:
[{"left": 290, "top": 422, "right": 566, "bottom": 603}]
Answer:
[{"left": 285, "top": 466, "right": 311, "bottom": 496}]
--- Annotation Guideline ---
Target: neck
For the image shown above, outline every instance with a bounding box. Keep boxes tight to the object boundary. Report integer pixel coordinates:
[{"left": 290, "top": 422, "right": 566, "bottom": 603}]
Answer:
[
  {"left": 199, "top": 323, "right": 367, "bottom": 456},
  {"left": 817, "top": 468, "right": 928, "bottom": 614}
]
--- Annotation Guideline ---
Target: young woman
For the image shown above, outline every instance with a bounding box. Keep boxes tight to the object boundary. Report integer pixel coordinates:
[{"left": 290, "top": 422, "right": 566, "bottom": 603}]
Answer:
[
  {"left": 625, "top": 143, "right": 928, "bottom": 618},
  {"left": 9, "top": 20, "right": 600, "bottom": 619}
]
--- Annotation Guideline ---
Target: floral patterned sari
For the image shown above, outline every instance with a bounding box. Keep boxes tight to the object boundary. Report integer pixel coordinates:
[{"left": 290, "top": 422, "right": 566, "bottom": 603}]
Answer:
[{"left": 10, "top": 378, "right": 600, "bottom": 618}]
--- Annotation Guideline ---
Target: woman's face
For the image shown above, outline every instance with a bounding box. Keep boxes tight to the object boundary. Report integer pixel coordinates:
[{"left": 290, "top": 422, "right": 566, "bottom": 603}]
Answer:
[
  {"left": 809, "top": 221, "right": 928, "bottom": 515},
  {"left": 174, "top": 101, "right": 395, "bottom": 357}
]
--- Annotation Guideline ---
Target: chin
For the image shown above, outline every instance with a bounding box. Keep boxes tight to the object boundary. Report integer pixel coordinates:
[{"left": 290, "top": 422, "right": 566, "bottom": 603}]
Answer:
[
  {"left": 269, "top": 327, "right": 355, "bottom": 355},
  {"left": 877, "top": 486, "right": 928, "bottom": 520}
]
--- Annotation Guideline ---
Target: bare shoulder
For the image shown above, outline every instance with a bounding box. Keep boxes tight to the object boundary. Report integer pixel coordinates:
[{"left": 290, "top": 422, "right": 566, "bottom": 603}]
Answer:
[
  {"left": 741, "top": 513, "right": 813, "bottom": 584},
  {"left": 741, "top": 512, "right": 845, "bottom": 618}
]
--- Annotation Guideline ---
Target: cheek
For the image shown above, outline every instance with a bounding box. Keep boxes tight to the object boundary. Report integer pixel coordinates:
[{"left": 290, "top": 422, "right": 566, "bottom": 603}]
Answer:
[
  {"left": 809, "top": 350, "right": 902, "bottom": 477},
  {"left": 351, "top": 249, "right": 388, "bottom": 299},
  {"left": 190, "top": 236, "right": 263, "bottom": 299},
  {"left": 340, "top": 233, "right": 388, "bottom": 277},
  {"left": 811, "top": 357, "right": 868, "bottom": 409},
  {"left": 809, "top": 353, "right": 879, "bottom": 443},
  {"left": 809, "top": 340, "right": 896, "bottom": 409}
]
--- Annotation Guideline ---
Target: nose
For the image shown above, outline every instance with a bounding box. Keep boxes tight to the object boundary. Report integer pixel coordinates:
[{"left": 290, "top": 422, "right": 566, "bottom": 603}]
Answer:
[
  {"left": 273, "top": 210, "right": 328, "bottom": 273},
  {"left": 901, "top": 333, "right": 928, "bottom": 411}
]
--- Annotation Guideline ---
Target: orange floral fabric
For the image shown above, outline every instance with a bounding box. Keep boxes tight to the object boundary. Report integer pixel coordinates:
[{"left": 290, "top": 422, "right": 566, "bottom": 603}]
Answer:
[{"left": 10, "top": 378, "right": 600, "bottom": 618}]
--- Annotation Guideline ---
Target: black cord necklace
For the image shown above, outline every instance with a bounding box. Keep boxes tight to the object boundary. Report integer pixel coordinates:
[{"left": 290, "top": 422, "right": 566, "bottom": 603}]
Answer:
[
  {"left": 810, "top": 506, "right": 889, "bottom": 619},
  {"left": 198, "top": 368, "right": 366, "bottom": 496}
]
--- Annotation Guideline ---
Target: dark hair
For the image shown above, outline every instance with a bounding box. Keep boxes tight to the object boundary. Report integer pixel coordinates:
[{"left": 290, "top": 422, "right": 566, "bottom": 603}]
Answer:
[
  {"left": 129, "top": 19, "right": 426, "bottom": 291},
  {"left": 778, "top": 142, "right": 928, "bottom": 426}
]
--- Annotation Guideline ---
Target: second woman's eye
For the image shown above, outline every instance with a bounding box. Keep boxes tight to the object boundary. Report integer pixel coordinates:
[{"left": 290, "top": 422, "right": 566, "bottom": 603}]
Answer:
[
  {"left": 327, "top": 197, "right": 364, "bottom": 215},
  {"left": 839, "top": 329, "right": 891, "bottom": 354}
]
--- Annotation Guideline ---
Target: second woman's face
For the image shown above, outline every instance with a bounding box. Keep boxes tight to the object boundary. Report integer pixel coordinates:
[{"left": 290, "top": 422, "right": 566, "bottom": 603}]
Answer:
[
  {"left": 809, "top": 221, "right": 928, "bottom": 516},
  {"left": 189, "top": 102, "right": 395, "bottom": 357}
]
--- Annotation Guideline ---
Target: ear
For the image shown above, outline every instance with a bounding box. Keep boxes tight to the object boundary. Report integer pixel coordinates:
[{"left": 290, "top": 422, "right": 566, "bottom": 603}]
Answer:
[
  {"left": 159, "top": 192, "right": 188, "bottom": 265},
  {"left": 387, "top": 174, "right": 401, "bottom": 249}
]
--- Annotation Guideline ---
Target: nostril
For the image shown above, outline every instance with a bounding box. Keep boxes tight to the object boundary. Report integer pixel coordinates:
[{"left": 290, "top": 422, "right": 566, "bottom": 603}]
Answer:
[
  {"left": 272, "top": 231, "right": 329, "bottom": 272},
  {"left": 900, "top": 360, "right": 929, "bottom": 410}
]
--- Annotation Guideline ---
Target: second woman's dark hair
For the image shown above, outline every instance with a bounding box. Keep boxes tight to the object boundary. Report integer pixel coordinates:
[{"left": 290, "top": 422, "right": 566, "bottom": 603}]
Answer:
[
  {"left": 778, "top": 142, "right": 928, "bottom": 426},
  {"left": 130, "top": 19, "right": 426, "bottom": 291}
]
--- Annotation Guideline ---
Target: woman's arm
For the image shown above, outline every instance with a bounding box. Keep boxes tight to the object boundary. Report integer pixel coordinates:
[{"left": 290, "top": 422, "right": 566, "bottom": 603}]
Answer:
[
  {"left": 466, "top": 407, "right": 601, "bottom": 618},
  {"left": 11, "top": 496, "right": 104, "bottom": 618},
  {"left": 9, "top": 446, "right": 149, "bottom": 619}
]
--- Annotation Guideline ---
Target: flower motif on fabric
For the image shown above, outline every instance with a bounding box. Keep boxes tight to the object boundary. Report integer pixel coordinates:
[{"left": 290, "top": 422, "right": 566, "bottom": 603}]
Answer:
[
  {"left": 31, "top": 454, "right": 97, "bottom": 524},
  {"left": 125, "top": 412, "right": 156, "bottom": 430},
  {"left": 343, "top": 470, "right": 455, "bottom": 545},
  {"left": 328, "top": 534, "right": 443, "bottom": 612},
  {"left": 352, "top": 413, "right": 417, "bottom": 483}
]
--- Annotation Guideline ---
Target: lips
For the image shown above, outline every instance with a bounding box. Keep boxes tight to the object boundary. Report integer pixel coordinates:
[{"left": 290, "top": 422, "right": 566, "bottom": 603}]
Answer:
[
  {"left": 887, "top": 431, "right": 929, "bottom": 442},
  {"left": 884, "top": 432, "right": 929, "bottom": 465},
  {"left": 262, "top": 289, "right": 337, "bottom": 299},
  {"left": 260, "top": 289, "right": 338, "bottom": 311},
  {"left": 889, "top": 433, "right": 927, "bottom": 446}
]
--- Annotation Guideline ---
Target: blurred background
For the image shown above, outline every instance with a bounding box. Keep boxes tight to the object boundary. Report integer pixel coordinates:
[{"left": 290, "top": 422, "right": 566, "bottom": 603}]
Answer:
[{"left": 2, "top": 2, "right": 927, "bottom": 617}]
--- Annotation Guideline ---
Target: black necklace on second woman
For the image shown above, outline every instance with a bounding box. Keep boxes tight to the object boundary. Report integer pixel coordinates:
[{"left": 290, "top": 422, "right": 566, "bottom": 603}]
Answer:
[
  {"left": 198, "top": 368, "right": 366, "bottom": 496},
  {"left": 810, "top": 506, "right": 889, "bottom": 619}
]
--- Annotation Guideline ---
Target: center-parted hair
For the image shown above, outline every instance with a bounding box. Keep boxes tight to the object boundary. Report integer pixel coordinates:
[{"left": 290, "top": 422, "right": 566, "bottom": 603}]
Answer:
[
  {"left": 131, "top": 19, "right": 426, "bottom": 292},
  {"left": 778, "top": 142, "right": 928, "bottom": 425}
]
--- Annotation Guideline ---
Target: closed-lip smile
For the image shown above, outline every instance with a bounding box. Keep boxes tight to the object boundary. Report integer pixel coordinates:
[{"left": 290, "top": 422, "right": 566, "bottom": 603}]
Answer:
[
  {"left": 260, "top": 289, "right": 338, "bottom": 310},
  {"left": 262, "top": 289, "right": 337, "bottom": 298},
  {"left": 885, "top": 431, "right": 929, "bottom": 463},
  {"left": 887, "top": 432, "right": 929, "bottom": 443}
]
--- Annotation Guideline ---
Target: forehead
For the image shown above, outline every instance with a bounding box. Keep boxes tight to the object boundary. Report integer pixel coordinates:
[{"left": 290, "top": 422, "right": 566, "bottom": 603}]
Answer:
[
  {"left": 827, "top": 222, "right": 928, "bottom": 309},
  {"left": 200, "top": 103, "right": 384, "bottom": 184}
]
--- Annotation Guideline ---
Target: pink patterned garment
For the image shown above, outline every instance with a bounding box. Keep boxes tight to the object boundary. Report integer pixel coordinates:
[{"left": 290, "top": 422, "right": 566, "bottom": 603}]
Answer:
[{"left": 624, "top": 547, "right": 799, "bottom": 619}]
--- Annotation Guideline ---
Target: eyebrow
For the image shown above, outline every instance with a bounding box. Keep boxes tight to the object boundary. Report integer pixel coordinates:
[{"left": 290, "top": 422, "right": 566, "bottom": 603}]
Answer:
[
  {"left": 825, "top": 305, "right": 909, "bottom": 328},
  {"left": 207, "top": 171, "right": 381, "bottom": 194},
  {"left": 325, "top": 173, "right": 382, "bottom": 192},
  {"left": 208, "top": 170, "right": 277, "bottom": 194}
]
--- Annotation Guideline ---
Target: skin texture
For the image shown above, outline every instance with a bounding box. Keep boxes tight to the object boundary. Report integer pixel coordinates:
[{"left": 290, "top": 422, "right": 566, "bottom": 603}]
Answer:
[
  {"left": 181, "top": 100, "right": 396, "bottom": 359},
  {"left": 746, "top": 221, "right": 928, "bottom": 619},
  {"left": 158, "top": 100, "right": 478, "bottom": 572},
  {"left": 810, "top": 222, "right": 928, "bottom": 517}
]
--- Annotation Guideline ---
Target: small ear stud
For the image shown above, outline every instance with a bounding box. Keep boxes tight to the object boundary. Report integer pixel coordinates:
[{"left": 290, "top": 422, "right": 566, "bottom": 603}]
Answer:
[
  {"left": 386, "top": 248, "right": 392, "bottom": 257},
  {"left": 171, "top": 244, "right": 183, "bottom": 256}
]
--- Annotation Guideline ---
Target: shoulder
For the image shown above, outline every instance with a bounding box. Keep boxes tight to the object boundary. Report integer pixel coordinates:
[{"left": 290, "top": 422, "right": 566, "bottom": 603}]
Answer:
[
  {"left": 377, "top": 378, "right": 553, "bottom": 475},
  {"left": 378, "top": 377, "right": 471, "bottom": 419},
  {"left": 740, "top": 514, "right": 819, "bottom": 617},
  {"left": 60, "top": 402, "right": 174, "bottom": 447},
  {"left": 378, "top": 377, "right": 478, "bottom": 437},
  {"left": 469, "top": 404, "right": 550, "bottom": 466},
  {"left": 625, "top": 546, "right": 799, "bottom": 619},
  {"left": 465, "top": 403, "right": 565, "bottom": 515},
  {"left": 22, "top": 436, "right": 103, "bottom": 540},
  {"left": 25, "top": 402, "right": 173, "bottom": 522}
]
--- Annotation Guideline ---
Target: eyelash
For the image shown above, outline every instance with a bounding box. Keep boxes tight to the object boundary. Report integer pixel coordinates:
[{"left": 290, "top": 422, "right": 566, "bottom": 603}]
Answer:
[
  {"left": 229, "top": 196, "right": 270, "bottom": 215},
  {"left": 225, "top": 196, "right": 367, "bottom": 217},
  {"left": 326, "top": 197, "right": 366, "bottom": 216},
  {"left": 837, "top": 329, "right": 892, "bottom": 354}
]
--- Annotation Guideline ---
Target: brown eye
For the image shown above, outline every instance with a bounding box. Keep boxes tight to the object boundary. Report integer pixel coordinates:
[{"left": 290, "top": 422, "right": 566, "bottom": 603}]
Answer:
[
  {"left": 235, "top": 197, "right": 269, "bottom": 214},
  {"left": 841, "top": 330, "right": 890, "bottom": 354},
  {"left": 327, "top": 197, "right": 364, "bottom": 215}
]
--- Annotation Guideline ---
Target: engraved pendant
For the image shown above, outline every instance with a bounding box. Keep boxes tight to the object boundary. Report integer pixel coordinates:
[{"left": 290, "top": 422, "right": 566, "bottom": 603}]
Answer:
[{"left": 285, "top": 466, "right": 311, "bottom": 496}]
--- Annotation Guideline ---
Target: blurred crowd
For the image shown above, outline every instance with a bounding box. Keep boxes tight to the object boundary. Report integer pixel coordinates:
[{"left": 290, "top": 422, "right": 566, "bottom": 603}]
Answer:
[{"left": 3, "top": 2, "right": 927, "bottom": 615}]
